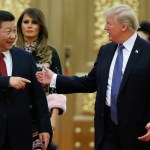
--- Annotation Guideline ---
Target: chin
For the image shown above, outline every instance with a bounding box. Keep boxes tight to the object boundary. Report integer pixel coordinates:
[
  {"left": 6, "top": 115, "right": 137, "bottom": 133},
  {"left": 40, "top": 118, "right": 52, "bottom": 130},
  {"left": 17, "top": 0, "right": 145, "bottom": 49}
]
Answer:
[
  {"left": 7, "top": 45, "right": 13, "bottom": 50},
  {"left": 109, "top": 38, "right": 112, "bottom": 41}
]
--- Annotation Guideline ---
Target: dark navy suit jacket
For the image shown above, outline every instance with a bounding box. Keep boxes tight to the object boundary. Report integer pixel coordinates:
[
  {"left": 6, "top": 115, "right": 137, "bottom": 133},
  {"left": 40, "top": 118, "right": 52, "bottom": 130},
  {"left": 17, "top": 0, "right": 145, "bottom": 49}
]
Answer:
[
  {"left": 56, "top": 36, "right": 150, "bottom": 150},
  {"left": 0, "top": 46, "right": 52, "bottom": 150}
]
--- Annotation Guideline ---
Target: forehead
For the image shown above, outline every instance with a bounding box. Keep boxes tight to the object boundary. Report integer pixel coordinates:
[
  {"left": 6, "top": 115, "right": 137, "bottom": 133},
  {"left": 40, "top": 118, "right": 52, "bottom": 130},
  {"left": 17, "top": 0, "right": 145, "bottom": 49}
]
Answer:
[
  {"left": 22, "top": 14, "right": 38, "bottom": 21},
  {"left": 23, "top": 14, "right": 32, "bottom": 19},
  {"left": 106, "top": 14, "right": 117, "bottom": 22},
  {"left": 0, "top": 21, "right": 16, "bottom": 29}
]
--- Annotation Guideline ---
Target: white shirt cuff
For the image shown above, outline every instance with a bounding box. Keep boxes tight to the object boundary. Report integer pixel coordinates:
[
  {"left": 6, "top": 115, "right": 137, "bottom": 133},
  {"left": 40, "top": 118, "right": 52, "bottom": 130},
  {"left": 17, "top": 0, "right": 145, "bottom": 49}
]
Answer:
[{"left": 50, "top": 73, "right": 57, "bottom": 88}]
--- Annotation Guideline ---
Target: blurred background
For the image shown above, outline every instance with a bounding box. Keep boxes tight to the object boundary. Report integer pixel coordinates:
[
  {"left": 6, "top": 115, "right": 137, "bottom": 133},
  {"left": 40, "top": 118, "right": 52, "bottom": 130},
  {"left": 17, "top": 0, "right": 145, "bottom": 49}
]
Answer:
[{"left": 0, "top": 0, "right": 149, "bottom": 149}]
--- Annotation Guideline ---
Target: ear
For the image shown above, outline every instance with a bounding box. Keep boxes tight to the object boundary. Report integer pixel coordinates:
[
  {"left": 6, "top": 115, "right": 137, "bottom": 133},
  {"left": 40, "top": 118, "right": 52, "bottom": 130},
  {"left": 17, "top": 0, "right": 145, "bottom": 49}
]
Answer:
[{"left": 122, "top": 24, "right": 127, "bottom": 31}]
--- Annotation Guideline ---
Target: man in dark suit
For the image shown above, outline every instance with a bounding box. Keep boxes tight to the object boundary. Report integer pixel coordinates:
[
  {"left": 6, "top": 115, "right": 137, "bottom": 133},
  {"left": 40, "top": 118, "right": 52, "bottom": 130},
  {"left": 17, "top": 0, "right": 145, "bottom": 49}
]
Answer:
[
  {"left": 36, "top": 4, "right": 150, "bottom": 150},
  {"left": 0, "top": 10, "right": 52, "bottom": 150}
]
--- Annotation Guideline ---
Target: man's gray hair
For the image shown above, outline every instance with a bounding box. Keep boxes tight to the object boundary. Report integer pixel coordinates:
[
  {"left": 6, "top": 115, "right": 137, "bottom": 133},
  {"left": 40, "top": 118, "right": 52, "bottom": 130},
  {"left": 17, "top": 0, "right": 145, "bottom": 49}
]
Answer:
[{"left": 103, "top": 4, "right": 139, "bottom": 31}]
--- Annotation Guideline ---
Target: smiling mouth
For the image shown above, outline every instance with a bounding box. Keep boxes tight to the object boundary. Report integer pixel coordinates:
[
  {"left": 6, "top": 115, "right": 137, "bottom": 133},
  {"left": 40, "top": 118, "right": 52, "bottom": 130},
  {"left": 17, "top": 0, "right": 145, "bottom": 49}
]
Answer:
[{"left": 7, "top": 41, "right": 14, "bottom": 45}]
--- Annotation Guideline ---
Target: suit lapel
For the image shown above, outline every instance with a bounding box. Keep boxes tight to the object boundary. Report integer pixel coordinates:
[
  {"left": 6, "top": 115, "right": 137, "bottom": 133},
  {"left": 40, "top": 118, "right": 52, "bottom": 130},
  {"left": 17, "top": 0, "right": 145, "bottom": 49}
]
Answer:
[
  {"left": 99, "top": 43, "right": 117, "bottom": 92},
  {"left": 10, "top": 47, "right": 19, "bottom": 76},
  {"left": 119, "top": 36, "right": 143, "bottom": 94}
]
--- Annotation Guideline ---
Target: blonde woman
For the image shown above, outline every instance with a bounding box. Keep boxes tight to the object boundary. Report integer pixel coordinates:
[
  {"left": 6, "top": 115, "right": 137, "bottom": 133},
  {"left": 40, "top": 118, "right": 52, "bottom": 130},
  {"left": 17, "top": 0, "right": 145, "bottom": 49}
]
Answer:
[{"left": 16, "top": 8, "right": 66, "bottom": 150}]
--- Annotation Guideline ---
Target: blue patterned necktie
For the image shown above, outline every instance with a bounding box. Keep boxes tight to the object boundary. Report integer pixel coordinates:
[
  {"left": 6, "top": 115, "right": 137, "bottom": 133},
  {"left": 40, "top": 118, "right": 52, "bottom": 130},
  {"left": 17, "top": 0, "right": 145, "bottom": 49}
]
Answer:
[{"left": 111, "top": 44, "right": 124, "bottom": 125}]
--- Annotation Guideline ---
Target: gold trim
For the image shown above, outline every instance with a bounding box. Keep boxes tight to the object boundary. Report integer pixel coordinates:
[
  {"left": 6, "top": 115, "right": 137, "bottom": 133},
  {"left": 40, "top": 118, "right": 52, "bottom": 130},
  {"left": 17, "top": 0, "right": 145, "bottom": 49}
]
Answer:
[{"left": 0, "top": 0, "right": 31, "bottom": 20}]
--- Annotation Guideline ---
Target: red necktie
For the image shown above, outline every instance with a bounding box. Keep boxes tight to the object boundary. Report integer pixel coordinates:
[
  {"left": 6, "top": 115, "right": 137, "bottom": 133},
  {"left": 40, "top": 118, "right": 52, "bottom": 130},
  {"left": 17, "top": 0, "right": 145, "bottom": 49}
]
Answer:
[{"left": 0, "top": 53, "right": 7, "bottom": 76}]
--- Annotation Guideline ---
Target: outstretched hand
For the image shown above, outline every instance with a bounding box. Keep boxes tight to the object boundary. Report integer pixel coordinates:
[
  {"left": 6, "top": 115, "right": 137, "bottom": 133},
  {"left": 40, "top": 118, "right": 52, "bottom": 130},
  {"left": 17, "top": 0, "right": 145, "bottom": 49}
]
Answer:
[{"left": 36, "top": 66, "right": 54, "bottom": 86}]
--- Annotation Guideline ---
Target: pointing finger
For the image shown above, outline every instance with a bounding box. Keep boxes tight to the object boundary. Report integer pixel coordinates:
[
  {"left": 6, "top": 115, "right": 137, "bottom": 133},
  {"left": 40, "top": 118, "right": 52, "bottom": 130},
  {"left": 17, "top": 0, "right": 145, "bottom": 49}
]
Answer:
[{"left": 21, "top": 78, "right": 31, "bottom": 83}]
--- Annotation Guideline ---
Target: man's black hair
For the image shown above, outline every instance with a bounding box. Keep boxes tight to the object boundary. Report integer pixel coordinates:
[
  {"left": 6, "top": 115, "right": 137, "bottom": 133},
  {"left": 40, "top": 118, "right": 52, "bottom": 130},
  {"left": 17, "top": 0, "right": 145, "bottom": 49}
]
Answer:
[{"left": 0, "top": 10, "right": 15, "bottom": 26}]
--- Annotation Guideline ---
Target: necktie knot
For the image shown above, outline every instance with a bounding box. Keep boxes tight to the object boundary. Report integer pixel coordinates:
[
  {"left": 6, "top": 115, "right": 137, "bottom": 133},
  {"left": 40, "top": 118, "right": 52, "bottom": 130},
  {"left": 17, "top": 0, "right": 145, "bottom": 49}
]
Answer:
[
  {"left": 0, "top": 53, "right": 7, "bottom": 76},
  {"left": 0, "top": 53, "right": 5, "bottom": 58},
  {"left": 118, "top": 44, "right": 124, "bottom": 51}
]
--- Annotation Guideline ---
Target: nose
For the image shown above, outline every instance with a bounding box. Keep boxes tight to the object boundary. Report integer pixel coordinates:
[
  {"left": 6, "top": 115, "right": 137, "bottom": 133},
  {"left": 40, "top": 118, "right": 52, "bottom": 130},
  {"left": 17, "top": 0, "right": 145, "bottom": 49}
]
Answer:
[
  {"left": 10, "top": 32, "right": 17, "bottom": 39},
  {"left": 27, "top": 22, "right": 32, "bottom": 27},
  {"left": 104, "top": 24, "right": 108, "bottom": 30}
]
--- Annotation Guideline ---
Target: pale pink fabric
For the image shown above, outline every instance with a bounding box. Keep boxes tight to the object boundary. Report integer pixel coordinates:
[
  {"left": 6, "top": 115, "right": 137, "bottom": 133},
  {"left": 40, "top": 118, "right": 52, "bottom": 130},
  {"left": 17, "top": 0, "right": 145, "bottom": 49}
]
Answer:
[{"left": 47, "top": 94, "right": 67, "bottom": 114}]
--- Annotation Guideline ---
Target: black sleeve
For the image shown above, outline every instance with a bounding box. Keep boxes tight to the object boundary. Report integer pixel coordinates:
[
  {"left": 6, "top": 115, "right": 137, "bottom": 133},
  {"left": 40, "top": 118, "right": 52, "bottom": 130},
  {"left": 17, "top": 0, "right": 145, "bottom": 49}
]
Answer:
[
  {"left": 49, "top": 46, "right": 64, "bottom": 115},
  {"left": 50, "top": 46, "right": 62, "bottom": 75}
]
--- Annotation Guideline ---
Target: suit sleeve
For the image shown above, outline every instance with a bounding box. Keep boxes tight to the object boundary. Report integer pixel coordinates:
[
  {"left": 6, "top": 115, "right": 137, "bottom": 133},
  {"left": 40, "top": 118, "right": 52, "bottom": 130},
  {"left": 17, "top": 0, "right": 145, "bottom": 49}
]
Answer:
[{"left": 0, "top": 76, "right": 10, "bottom": 89}]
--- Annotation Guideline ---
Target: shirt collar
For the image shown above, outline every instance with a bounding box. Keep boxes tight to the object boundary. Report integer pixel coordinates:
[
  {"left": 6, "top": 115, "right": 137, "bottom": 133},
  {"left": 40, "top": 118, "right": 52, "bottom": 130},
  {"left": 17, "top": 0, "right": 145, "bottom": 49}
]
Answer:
[
  {"left": 122, "top": 32, "right": 137, "bottom": 52},
  {"left": 2, "top": 50, "right": 11, "bottom": 60}
]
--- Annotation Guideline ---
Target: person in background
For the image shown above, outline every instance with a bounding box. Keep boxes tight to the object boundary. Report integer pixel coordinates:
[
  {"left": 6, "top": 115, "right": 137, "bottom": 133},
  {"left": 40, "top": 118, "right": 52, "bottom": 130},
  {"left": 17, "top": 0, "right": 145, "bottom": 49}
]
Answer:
[
  {"left": 137, "top": 21, "right": 150, "bottom": 41},
  {"left": 16, "top": 8, "right": 66, "bottom": 150},
  {"left": 0, "top": 10, "right": 51, "bottom": 150},
  {"left": 36, "top": 4, "right": 150, "bottom": 150}
]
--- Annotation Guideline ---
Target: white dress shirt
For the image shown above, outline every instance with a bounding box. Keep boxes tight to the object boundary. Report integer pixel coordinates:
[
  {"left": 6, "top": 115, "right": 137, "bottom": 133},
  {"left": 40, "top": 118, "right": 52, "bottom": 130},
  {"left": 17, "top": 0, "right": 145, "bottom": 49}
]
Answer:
[
  {"left": 106, "top": 32, "right": 137, "bottom": 106},
  {"left": 51, "top": 32, "right": 138, "bottom": 106},
  {"left": 3, "top": 50, "right": 12, "bottom": 76}
]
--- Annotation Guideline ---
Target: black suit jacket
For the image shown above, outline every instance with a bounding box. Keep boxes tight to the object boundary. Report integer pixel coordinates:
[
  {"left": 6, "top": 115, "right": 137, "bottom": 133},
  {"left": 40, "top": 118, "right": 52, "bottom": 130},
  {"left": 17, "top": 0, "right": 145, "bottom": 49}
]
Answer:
[
  {"left": 56, "top": 36, "right": 150, "bottom": 150},
  {"left": 0, "top": 46, "right": 52, "bottom": 150}
]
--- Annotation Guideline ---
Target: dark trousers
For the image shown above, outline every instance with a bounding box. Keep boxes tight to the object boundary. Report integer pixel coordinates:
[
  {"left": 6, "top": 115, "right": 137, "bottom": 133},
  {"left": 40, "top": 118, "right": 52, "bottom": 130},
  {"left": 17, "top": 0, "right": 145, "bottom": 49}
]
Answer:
[
  {"left": 0, "top": 135, "right": 12, "bottom": 150},
  {"left": 100, "top": 106, "right": 150, "bottom": 150},
  {"left": 100, "top": 106, "right": 121, "bottom": 150}
]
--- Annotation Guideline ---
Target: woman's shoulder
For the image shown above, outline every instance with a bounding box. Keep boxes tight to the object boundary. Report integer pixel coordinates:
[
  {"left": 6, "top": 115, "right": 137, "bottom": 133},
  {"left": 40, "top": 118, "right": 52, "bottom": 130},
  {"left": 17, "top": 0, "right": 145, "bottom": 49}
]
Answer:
[
  {"left": 49, "top": 45, "right": 57, "bottom": 52},
  {"left": 48, "top": 45, "right": 60, "bottom": 57}
]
